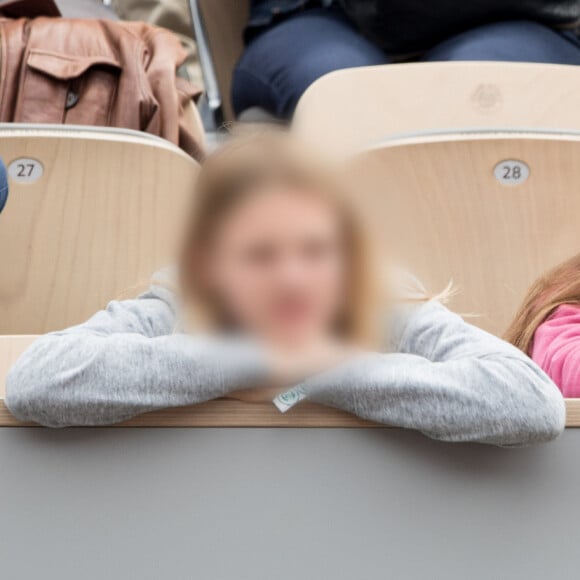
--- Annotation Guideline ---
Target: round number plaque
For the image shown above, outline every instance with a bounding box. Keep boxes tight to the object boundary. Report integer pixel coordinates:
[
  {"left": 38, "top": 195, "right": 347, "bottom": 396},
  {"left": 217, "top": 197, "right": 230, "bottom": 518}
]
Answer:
[
  {"left": 8, "top": 158, "right": 44, "bottom": 184},
  {"left": 493, "top": 160, "right": 530, "bottom": 186}
]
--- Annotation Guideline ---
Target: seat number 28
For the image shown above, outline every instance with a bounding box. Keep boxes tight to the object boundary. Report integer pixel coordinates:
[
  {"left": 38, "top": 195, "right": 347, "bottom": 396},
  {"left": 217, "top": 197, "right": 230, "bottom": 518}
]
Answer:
[{"left": 493, "top": 160, "right": 530, "bottom": 186}]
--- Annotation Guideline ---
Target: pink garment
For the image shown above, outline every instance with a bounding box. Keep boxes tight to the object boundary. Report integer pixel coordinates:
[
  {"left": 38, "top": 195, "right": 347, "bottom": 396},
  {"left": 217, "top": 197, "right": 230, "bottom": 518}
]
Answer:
[{"left": 531, "top": 304, "right": 580, "bottom": 397}]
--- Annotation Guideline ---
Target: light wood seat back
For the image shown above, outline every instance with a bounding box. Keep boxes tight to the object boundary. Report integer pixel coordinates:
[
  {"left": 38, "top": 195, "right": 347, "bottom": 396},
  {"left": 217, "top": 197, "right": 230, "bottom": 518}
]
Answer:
[
  {"left": 195, "top": 0, "right": 250, "bottom": 122},
  {"left": 294, "top": 62, "right": 580, "bottom": 155},
  {"left": 0, "top": 125, "right": 199, "bottom": 334},
  {"left": 351, "top": 130, "right": 580, "bottom": 336}
]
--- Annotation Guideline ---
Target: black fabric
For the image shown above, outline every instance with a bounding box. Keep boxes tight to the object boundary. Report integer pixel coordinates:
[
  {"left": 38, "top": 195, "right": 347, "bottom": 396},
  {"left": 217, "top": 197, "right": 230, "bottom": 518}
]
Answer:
[
  {"left": 0, "top": 0, "right": 118, "bottom": 19},
  {"left": 0, "top": 0, "right": 60, "bottom": 18},
  {"left": 246, "top": 0, "right": 322, "bottom": 42},
  {"left": 338, "top": 0, "right": 580, "bottom": 55}
]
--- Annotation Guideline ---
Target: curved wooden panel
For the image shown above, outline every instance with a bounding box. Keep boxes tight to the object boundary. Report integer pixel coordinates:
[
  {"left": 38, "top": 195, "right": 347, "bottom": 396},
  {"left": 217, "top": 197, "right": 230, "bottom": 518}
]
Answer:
[
  {"left": 0, "top": 127, "right": 199, "bottom": 334},
  {"left": 294, "top": 62, "right": 580, "bottom": 154},
  {"left": 197, "top": 0, "right": 250, "bottom": 121},
  {"left": 351, "top": 131, "right": 580, "bottom": 336}
]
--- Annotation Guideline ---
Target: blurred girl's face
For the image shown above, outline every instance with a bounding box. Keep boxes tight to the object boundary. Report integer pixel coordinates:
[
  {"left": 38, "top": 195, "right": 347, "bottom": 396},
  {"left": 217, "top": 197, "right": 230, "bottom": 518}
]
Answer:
[{"left": 201, "top": 185, "right": 348, "bottom": 346}]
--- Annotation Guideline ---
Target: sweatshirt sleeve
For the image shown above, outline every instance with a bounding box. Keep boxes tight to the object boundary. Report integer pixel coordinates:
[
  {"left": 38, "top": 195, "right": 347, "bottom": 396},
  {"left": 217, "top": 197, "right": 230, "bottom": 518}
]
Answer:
[
  {"left": 306, "top": 301, "right": 565, "bottom": 446},
  {"left": 5, "top": 284, "right": 268, "bottom": 428}
]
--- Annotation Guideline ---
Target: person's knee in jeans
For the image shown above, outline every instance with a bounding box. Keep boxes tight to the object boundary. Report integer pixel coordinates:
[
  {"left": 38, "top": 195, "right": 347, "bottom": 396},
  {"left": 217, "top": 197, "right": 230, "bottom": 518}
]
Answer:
[
  {"left": 232, "top": 7, "right": 387, "bottom": 119},
  {"left": 0, "top": 157, "right": 8, "bottom": 214},
  {"left": 424, "top": 20, "right": 580, "bottom": 65}
]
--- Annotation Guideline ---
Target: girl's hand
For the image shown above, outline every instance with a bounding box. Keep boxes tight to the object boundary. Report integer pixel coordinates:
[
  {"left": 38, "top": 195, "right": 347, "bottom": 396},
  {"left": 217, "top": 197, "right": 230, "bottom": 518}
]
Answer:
[
  {"left": 228, "top": 338, "right": 356, "bottom": 404},
  {"left": 267, "top": 338, "right": 356, "bottom": 388}
]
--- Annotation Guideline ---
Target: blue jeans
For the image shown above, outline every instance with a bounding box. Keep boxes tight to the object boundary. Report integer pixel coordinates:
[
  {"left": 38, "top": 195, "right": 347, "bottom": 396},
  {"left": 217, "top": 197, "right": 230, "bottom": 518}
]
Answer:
[
  {"left": 232, "top": 6, "right": 580, "bottom": 119},
  {"left": 0, "top": 158, "right": 8, "bottom": 214}
]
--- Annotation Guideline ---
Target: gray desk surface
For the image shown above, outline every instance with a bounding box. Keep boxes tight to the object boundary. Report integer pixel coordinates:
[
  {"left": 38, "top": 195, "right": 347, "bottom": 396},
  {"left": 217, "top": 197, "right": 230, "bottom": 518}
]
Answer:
[{"left": 1, "top": 427, "right": 579, "bottom": 580}]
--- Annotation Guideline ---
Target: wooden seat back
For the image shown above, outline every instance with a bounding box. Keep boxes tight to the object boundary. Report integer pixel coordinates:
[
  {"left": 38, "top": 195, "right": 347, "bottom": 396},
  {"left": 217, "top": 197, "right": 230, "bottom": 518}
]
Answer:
[{"left": 0, "top": 126, "right": 199, "bottom": 334}]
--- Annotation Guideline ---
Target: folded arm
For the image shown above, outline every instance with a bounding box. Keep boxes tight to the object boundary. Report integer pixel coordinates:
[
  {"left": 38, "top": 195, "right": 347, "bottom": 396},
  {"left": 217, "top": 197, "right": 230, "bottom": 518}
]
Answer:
[
  {"left": 306, "top": 301, "right": 566, "bottom": 446},
  {"left": 5, "top": 287, "right": 267, "bottom": 427}
]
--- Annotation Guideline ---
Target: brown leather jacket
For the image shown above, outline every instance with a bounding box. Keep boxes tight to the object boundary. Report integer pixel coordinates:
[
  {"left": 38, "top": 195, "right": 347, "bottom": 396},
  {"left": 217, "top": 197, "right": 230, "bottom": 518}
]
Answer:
[{"left": 0, "top": 0, "right": 204, "bottom": 159}]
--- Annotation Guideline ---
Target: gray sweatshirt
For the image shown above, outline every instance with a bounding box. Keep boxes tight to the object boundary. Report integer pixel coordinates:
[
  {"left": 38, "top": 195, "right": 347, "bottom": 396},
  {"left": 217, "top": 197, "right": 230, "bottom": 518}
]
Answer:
[{"left": 5, "top": 278, "right": 565, "bottom": 445}]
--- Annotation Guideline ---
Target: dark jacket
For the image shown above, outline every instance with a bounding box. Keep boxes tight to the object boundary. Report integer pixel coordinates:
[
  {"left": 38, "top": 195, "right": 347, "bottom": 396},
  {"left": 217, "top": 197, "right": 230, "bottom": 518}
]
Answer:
[
  {"left": 246, "top": 0, "right": 321, "bottom": 40},
  {"left": 249, "top": 0, "right": 311, "bottom": 28},
  {"left": 248, "top": 0, "right": 580, "bottom": 54},
  {"left": 340, "top": 0, "right": 580, "bottom": 55}
]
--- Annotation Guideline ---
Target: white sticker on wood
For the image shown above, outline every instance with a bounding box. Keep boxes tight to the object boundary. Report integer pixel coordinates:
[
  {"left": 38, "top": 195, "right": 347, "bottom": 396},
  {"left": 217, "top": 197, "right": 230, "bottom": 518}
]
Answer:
[
  {"left": 8, "top": 158, "right": 44, "bottom": 184},
  {"left": 493, "top": 160, "right": 530, "bottom": 186}
]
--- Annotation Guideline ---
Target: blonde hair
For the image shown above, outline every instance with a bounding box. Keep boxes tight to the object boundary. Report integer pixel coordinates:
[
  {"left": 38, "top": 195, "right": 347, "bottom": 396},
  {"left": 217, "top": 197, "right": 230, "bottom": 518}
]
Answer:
[
  {"left": 178, "top": 129, "right": 382, "bottom": 346},
  {"left": 505, "top": 253, "right": 580, "bottom": 354}
]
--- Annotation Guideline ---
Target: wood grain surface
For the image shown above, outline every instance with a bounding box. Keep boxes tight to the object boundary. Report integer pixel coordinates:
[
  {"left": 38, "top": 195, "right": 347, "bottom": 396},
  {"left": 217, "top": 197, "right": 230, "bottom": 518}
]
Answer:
[
  {"left": 295, "top": 61, "right": 580, "bottom": 155},
  {"left": 0, "top": 128, "right": 199, "bottom": 334}
]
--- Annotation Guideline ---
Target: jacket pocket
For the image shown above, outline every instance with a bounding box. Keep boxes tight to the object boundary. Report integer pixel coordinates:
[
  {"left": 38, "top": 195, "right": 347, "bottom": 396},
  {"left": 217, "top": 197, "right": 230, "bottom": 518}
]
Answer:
[{"left": 14, "top": 49, "right": 122, "bottom": 125}]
